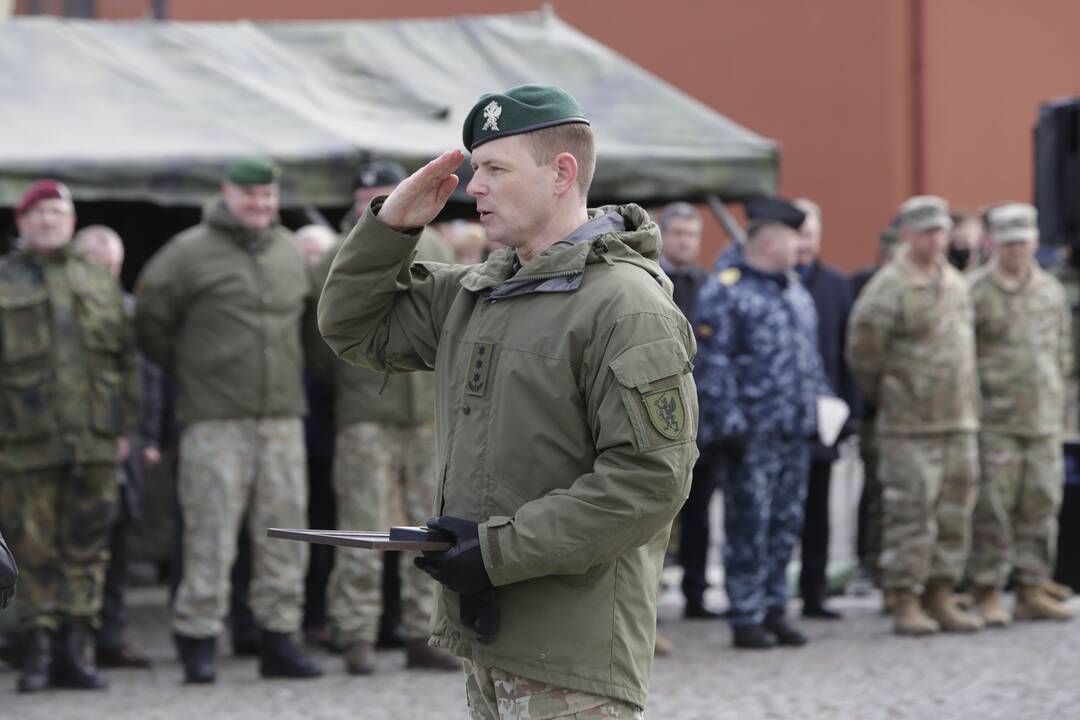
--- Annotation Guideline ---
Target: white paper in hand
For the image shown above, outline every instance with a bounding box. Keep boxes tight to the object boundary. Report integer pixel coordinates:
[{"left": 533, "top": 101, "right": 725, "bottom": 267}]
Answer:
[{"left": 817, "top": 396, "right": 850, "bottom": 447}]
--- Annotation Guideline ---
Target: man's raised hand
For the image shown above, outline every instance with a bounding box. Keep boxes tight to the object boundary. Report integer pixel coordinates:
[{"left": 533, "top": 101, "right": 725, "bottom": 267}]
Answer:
[{"left": 377, "top": 150, "right": 463, "bottom": 231}]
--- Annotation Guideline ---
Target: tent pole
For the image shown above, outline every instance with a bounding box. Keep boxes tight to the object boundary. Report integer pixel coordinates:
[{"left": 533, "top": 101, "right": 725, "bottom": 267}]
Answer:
[{"left": 706, "top": 195, "right": 745, "bottom": 247}]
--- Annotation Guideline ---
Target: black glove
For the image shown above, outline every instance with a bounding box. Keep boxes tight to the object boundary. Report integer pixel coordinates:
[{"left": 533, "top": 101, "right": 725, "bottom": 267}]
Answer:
[
  {"left": 0, "top": 530, "right": 17, "bottom": 611},
  {"left": 414, "top": 516, "right": 492, "bottom": 596}
]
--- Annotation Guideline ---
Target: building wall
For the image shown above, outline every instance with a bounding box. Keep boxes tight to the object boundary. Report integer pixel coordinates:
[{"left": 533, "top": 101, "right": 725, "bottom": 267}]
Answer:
[
  {"left": 922, "top": 0, "right": 1080, "bottom": 213},
  {"left": 14, "top": 0, "right": 1080, "bottom": 269}
]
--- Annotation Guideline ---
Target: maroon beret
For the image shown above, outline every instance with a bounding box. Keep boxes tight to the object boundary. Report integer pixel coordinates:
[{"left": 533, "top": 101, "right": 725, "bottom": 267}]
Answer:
[{"left": 16, "top": 179, "right": 73, "bottom": 217}]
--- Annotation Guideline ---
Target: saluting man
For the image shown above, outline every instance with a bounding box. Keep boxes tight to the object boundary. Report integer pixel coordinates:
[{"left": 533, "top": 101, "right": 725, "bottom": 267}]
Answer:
[{"left": 319, "top": 85, "right": 697, "bottom": 718}]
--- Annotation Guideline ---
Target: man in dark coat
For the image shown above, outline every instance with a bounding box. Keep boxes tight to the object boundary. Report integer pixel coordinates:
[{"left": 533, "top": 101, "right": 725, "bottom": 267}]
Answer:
[
  {"left": 792, "top": 199, "right": 860, "bottom": 619},
  {"left": 657, "top": 203, "right": 716, "bottom": 619}
]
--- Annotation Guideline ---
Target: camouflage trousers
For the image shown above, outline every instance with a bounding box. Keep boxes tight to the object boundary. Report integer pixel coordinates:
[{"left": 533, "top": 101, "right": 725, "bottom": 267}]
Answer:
[
  {"left": 173, "top": 418, "right": 308, "bottom": 638},
  {"left": 328, "top": 421, "right": 437, "bottom": 643},
  {"left": 967, "top": 432, "right": 1063, "bottom": 588},
  {"left": 878, "top": 433, "right": 978, "bottom": 591},
  {"left": 0, "top": 463, "right": 116, "bottom": 630},
  {"left": 857, "top": 426, "right": 883, "bottom": 574},
  {"left": 719, "top": 436, "right": 811, "bottom": 626},
  {"left": 463, "top": 659, "right": 644, "bottom": 720}
]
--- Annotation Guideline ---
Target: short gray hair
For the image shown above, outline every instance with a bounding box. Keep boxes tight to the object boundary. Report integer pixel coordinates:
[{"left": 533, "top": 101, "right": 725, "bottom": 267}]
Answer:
[{"left": 658, "top": 202, "right": 703, "bottom": 232}]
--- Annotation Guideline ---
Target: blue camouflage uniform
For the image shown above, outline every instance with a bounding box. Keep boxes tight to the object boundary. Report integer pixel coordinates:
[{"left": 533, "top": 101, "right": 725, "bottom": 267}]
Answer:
[{"left": 692, "top": 257, "right": 830, "bottom": 626}]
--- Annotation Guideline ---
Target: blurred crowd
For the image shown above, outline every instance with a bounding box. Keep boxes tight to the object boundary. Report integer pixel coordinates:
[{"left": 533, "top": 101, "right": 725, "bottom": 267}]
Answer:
[{"left": 0, "top": 154, "right": 1075, "bottom": 693}]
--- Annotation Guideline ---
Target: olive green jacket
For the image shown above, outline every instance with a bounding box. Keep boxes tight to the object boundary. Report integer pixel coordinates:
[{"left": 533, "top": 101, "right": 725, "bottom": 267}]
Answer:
[
  {"left": 970, "top": 262, "right": 1071, "bottom": 436},
  {"left": 135, "top": 199, "right": 311, "bottom": 426},
  {"left": 846, "top": 248, "right": 980, "bottom": 435},
  {"left": 311, "top": 227, "right": 452, "bottom": 429},
  {"left": 0, "top": 246, "right": 138, "bottom": 471},
  {"left": 319, "top": 201, "right": 697, "bottom": 709},
  {"left": 1050, "top": 260, "right": 1080, "bottom": 434}
]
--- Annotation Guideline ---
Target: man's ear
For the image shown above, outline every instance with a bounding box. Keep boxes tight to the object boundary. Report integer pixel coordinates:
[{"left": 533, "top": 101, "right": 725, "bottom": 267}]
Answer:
[{"left": 552, "top": 152, "right": 579, "bottom": 197}]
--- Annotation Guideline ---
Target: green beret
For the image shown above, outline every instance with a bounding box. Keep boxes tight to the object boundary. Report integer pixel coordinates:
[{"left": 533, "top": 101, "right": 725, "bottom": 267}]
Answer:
[
  {"left": 225, "top": 155, "right": 281, "bottom": 186},
  {"left": 462, "top": 84, "right": 590, "bottom": 151}
]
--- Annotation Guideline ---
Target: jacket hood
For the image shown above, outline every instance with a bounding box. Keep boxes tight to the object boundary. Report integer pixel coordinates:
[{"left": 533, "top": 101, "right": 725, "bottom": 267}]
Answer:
[{"left": 460, "top": 203, "right": 668, "bottom": 294}]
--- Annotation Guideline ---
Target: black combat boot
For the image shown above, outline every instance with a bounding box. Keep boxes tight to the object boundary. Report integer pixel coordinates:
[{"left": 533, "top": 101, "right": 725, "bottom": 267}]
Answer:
[
  {"left": 731, "top": 624, "right": 776, "bottom": 650},
  {"left": 17, "top": 627, "right": 52, "bottom": 693},
  {"left": 258, "top": 630, "right": 323, "bottom": 679},
  {"left": 51, "top": 622, "right": 108, "bottom": 689},
  {"left": 763, "top": 608, "right": 808, "bottom": 647},
  {"left": 173, "top": 633, "right": 217, "bottom": 684}
]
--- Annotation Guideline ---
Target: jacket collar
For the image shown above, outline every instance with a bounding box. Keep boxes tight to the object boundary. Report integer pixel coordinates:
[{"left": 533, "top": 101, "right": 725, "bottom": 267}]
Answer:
[
  {"left": 459, "top": 204, "right": 668, "bottom": 296},
  {"left": 203, "top": 196, "right": 278, "bottom": 252}
]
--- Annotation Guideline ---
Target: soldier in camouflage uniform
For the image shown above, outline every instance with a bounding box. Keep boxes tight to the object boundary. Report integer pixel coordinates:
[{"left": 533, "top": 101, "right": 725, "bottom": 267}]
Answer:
[
  {"left": 847, "top": 196, "right": 984, "bottom": 636},
  {"left": 311, "top": 162, "right": 459, "bottom": 674},
  {"left": 694, "top": 196, "right": 830, "bottom": 650},
  {"left": 0, "top": 180, "right": 138, "bottom": 692},
  {"left": 135, "top": 157, "right": 321, "bottom": 684},
  {"left": 966, "top": 203, "right": 1073, "bottom": 624}
]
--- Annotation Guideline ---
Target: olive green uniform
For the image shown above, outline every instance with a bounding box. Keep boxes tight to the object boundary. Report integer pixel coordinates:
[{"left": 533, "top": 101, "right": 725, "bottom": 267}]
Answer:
[
  {"left": 313, "top": 228, "right": 452, "bottom": 645},
  {"left": 846, "top": 249, "right": 980, "bottom": 592},
  {"left": 135, "top": 199, "right": 313, "bottom": 638},
  {"left": 967, "top": 263, "right": 1071, "bottom": 588},
  {"left": 319, "top": 202, "right": 697, "bottom": 711},
  {"left": 0, "top": 246, "right": 137, "bottom": 631}
]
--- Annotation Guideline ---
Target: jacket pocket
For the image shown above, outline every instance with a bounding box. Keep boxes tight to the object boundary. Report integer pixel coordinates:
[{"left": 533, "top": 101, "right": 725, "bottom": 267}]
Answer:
[
  {"left": 88, "top": 368, "right": 123, "bottom": 435},
  {"left": 74, "top": 288, "right": 123, "bottom": 353},
  {"left": 610, "top": 337, "right": 695, "bottom": 451},
  {"left": 0, "top": 368, "right": 54, "bottom": 441},
  {"left": 0, "top": 290, "right": 50, "bottom": 363}
]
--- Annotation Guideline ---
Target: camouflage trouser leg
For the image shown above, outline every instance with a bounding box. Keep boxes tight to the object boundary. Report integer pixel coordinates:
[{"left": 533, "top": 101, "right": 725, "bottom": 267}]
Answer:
[
  {"left": 0, "top": 463, "right": 116, "bottom": 631},
  {"left": 968, "top": 433, "right": 1063, "bottom": 588},
  {"left": 879, "top": 433, "right": 977, "bottom": 591},
  {"left": 328, "top": 422, "right": 437, "bottom": 643},
  {"left": 463, "top": 659, "right": 644, "bottom": 720},
  {"left": 721, "top": 436, "right": 810, "bottom": 625},
  {"left": 173, "top": 418, "right": 308, "bottom": 637},
  {"left": 858, "top": 428, "right": 883, "bottom": 573}
]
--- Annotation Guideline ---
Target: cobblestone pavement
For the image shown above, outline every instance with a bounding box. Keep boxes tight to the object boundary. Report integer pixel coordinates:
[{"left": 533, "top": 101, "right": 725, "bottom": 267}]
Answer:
[{"left": 2, "top": 583, "right": 1078, "bottom": 719}]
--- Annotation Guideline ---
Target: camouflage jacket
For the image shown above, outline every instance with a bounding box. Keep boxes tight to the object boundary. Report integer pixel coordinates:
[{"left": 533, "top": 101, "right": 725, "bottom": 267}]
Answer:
[
  {"left": 970, "top": 262, "right": 1070, "bottom": 436},
  {"left": 846, "top": 249, "right": 979, "bottom": 435},
  {"left": 135, "top": 199, "right": 312, "bottom": 426},
  {"left": 319, "top": 202, "right": 697, "bottom": 709},
  {"left": 310, "top": 226, "right": 452, "bottom": 429},
  {"left": 0, "top": 245, "right": 138, "bottom": 471},
  {"left": 693, "top": 259, "right": 830, "bottom": 444}
]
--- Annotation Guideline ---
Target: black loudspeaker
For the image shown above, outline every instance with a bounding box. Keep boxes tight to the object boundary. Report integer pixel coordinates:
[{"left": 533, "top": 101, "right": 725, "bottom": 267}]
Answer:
[
  {"left": 1056, "top": 441, "right": 1080, "bottom": 592},
  {"left": 1034, "top": 97, "right": 1080, "bottom": 247}
]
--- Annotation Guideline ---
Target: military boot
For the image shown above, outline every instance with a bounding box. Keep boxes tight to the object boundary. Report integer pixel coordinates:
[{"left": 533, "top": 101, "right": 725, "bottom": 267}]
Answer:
[
  {"left": 51, "top": 623, "right": 108, "bottom": 690},
  {"left": 1042, "top": 579, "right": 1075, "bottom": 602},
  {"left": 17, "top": 628, "right": 52, "bottom": 693},
  {"left": 732, "top": 624, "right": 776, "bottom": 650},
  {"left": 405, "top": 639, "right": 460, "bottom": 671},
  {"left": 1014, "top": 585, "right": 1073, "bottom": 621},
  {"left": 974, "top": 586, "right": 1011, "bottom": 628},
  {"left": 921, "top": 580, "right": 983, "bottom": 633},
  {"left": 763, "top": 608, "right": 808, "bottom": 646},
  {"left": 343, "top": 640, "right": 376, "bottom": 675},
  {"left": 259, "top": 630, "right": 323, "bottom": 679},
  {"left": 892, "top": 589, "right": 939, "bottom": 636},
  {"left": 174, "top": 633, "right": 216, "bottom": 684}
]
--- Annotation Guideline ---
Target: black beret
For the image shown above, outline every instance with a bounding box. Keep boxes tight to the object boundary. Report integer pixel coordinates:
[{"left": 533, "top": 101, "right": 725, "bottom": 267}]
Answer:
[{"left": 353, "top": 161, "right": 408, "bottom": 190}]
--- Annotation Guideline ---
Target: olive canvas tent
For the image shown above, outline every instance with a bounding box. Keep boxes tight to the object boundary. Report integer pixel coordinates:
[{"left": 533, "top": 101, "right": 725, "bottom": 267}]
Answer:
[{"left": 0, "top": 10, "right": 778, "bottom": 209}]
